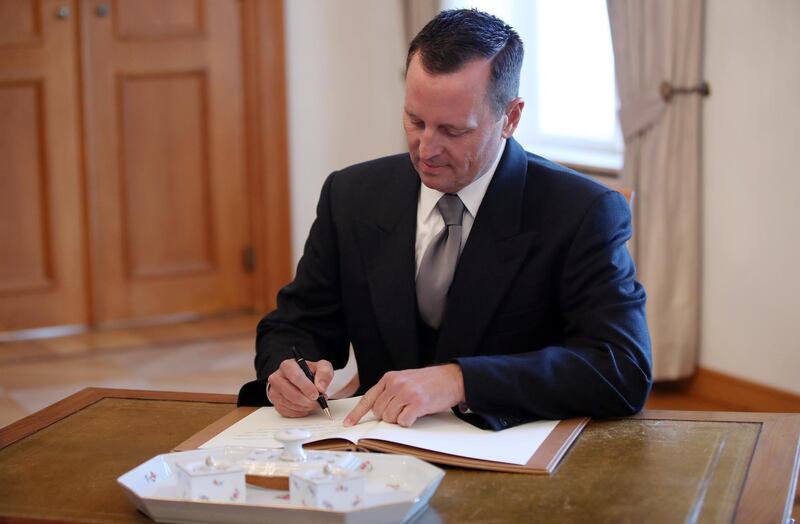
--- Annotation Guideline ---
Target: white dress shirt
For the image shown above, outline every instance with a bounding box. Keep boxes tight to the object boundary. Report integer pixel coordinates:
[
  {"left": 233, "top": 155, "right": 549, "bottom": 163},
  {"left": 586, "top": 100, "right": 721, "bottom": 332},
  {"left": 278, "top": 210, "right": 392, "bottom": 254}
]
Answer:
[{"left": 415, "top": 140, "right": 507, "bottom": 275}]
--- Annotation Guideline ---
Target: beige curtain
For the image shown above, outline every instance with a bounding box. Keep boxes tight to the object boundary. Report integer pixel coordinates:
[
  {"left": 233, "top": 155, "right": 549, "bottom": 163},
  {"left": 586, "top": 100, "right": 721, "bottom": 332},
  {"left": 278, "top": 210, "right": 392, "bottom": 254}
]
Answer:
[
  {"left": 402, "top": 0, "right": 443, "bottom": 44},
  {"left": 606, "top": 0, "right": 704, "bottom": 380}
]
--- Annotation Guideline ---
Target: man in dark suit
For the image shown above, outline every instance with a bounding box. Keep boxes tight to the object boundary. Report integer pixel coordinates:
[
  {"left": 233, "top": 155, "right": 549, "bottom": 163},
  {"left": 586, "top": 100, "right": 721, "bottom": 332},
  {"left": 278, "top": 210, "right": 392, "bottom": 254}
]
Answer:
[{"left": 238, "top": 9, "right": 651, "bottom": 430}]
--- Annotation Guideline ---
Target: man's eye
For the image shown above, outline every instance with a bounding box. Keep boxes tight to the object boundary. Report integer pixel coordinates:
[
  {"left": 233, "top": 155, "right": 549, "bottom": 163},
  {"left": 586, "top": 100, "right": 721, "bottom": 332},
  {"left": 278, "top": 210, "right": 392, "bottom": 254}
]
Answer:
[
  {"left": 411, "top": 120, "right": 424, "bottom": 128},
  {"left": 445, "top": 128, "right": 466, "bottom": 137}
]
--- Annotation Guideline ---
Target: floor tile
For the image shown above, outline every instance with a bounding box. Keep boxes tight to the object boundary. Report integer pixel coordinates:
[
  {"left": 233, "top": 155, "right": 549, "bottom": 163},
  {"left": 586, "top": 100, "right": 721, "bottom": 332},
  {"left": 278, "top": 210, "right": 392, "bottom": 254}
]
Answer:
[
  {"left": 0, "top": 314, "right": 260, "bottom": 427},
  {"left": 0, "top": 395, "right": 29, "bottom": 428}
]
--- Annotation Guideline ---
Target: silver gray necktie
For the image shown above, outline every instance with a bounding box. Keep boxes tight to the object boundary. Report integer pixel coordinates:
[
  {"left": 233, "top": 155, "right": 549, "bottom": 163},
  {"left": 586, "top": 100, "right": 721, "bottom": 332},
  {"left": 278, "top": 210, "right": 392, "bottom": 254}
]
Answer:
[{"left": 416, "top": 193, "right": 465, "bottom": 328}]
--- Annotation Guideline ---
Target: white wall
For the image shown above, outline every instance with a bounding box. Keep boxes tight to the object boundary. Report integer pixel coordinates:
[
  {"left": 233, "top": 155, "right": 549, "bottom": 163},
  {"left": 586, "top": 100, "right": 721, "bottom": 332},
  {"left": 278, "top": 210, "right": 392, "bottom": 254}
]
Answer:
[
  {"left": 284, "top": 0, "right": 407, "bottom": 264},
  {"left": 701, "top": 0, "right": 800, "bottom": 394}
]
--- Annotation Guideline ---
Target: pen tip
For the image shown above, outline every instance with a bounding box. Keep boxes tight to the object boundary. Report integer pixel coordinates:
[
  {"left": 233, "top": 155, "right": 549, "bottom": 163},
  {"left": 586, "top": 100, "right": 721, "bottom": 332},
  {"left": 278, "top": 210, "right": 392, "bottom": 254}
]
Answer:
[{"left": 324, "top": 408, "right": 333, "bottom": 420}]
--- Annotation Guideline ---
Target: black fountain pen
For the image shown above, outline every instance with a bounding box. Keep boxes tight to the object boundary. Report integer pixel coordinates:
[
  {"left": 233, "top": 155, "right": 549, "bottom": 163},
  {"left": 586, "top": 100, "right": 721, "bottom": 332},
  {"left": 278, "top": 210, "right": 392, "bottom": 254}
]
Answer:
[{"left": 291, "top": 346, "right": 333, "bottom": 420}]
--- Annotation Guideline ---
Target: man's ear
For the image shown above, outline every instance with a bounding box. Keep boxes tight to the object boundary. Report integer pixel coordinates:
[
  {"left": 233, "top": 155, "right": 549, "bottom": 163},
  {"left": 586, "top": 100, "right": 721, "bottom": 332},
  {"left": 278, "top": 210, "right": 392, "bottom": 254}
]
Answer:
[{"left": 502, "top": 97, "right": 525, "bottom": 138}]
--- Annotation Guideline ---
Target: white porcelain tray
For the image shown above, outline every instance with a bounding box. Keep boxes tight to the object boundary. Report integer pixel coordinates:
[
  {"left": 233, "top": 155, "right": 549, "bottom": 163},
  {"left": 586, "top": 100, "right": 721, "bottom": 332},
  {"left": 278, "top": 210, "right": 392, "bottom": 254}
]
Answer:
[{"left": 118, "top": 447, "right": 444, "bottom": 524}]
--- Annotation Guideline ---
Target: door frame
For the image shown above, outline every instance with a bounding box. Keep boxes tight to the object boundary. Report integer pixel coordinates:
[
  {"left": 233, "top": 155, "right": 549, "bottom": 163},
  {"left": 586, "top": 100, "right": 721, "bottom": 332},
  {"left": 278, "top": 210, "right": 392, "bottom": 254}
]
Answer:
[{"left": 241, "top": 0, "right": 292, "bottom": 315}]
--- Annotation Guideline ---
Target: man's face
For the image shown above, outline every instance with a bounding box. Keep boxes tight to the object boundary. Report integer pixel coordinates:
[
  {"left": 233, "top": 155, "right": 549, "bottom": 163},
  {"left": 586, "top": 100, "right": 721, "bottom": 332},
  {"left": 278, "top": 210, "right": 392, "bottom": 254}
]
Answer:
[{"left": 404, "top": 54, "right": 515, "bottom": 194}]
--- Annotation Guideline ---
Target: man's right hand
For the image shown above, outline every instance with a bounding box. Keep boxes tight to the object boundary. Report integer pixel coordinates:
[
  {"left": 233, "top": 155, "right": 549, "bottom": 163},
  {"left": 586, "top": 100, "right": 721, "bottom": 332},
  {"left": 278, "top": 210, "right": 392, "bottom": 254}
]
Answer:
[{"left": 267, "top": 358, "right": 334, "bottom": 418}]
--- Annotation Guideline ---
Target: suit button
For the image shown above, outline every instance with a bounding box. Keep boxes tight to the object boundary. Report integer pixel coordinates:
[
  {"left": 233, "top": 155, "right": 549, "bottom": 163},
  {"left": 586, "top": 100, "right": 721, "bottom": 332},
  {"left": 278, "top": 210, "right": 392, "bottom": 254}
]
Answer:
[{"left": 500, "top": 419, "right": 509, "bottom": 427}]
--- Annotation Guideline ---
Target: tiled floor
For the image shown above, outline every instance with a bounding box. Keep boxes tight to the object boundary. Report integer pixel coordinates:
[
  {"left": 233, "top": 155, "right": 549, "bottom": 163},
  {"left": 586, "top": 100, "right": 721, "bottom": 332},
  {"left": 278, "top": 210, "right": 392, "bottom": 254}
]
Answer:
[{"left": 0, "top": 314, "right": 263, "bottom": 428}]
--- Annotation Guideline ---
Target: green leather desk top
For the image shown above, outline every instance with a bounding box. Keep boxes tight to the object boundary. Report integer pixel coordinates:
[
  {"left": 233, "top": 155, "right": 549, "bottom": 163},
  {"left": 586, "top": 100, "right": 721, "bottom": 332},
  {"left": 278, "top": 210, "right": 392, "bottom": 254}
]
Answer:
[{"left": 0, "top": 389, "right": 797, "bottom": 524}]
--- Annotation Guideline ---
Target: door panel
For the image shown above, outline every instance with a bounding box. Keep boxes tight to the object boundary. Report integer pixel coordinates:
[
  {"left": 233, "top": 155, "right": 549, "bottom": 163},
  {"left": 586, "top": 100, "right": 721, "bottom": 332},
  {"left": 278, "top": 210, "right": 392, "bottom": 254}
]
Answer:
[
  {"left": 0, "top": 82, "right": 51, "bottom": 292},
  {"left": 114, "top": 0, "right": 203, "bottom": 40},
  {"left": 0, "top": 0, "right": 88, "bottom": 331},
  {"left": 119, "top": 72, "right": 215, "bottom": 279},
  {"left": 0, "top": 0, "right": 41, "bottom": 46},
  {"left": 82, "top": 0, "right": 251, "bottom": 323}
]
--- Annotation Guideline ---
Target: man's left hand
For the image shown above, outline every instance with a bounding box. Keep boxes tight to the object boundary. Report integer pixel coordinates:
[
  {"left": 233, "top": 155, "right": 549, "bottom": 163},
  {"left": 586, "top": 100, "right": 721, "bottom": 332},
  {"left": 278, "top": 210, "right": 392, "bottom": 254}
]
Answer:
[{"left": 343, "top": 364, "right": 465, "bottom": 427}]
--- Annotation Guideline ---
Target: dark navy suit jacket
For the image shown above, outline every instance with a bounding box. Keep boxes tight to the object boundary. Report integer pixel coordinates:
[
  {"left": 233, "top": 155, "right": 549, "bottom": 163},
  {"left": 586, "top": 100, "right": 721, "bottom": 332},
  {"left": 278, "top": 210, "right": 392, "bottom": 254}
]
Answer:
[{"left": 238, "top": 138, "right": 652, "bottom": 430}]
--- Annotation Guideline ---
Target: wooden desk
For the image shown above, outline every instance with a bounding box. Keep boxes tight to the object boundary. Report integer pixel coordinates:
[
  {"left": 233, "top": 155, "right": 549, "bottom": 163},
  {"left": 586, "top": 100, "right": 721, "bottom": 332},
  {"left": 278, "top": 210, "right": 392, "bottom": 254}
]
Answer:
[{"left": 1, "top": 388, "right": 798, "bottom": 523}]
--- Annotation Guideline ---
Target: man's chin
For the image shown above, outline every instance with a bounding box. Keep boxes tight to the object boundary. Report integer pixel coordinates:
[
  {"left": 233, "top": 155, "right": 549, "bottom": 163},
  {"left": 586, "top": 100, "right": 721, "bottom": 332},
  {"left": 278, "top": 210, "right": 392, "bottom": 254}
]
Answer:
[
  {"left": 418, "top": 172, "right": 449, "bottom": 192},
  {"left": 413, "top": 164, "right": 446, "bottom": 186}
]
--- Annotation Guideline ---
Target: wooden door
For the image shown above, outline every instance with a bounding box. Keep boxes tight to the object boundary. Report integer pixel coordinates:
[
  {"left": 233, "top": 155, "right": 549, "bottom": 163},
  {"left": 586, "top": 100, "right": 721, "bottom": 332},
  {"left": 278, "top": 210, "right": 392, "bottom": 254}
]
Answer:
[
  {"left": 0, "top": 0, "right": 89, "bottom": 331},
  {"left": 81, "top": 0, "right": 253, "bottom": 324}
]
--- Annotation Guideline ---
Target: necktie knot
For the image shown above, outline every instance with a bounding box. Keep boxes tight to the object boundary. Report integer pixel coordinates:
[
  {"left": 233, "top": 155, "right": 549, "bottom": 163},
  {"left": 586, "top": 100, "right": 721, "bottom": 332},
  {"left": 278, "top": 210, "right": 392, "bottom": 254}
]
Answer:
[{"left": 437, "top": 193, "right": 465, "bottom": 226}]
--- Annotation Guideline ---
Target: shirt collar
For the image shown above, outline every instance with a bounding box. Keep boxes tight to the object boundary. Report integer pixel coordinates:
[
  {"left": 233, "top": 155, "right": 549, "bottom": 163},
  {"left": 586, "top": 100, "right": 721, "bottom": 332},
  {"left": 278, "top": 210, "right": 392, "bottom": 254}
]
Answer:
[{"left": 418, "top": 139, "right": 506, "bottom": 221}]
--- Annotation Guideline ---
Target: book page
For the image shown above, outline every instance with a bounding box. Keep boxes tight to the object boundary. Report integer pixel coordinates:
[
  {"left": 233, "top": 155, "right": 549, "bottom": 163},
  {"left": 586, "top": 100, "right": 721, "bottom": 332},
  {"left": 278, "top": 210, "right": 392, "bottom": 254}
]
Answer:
[
  {"left": 363, "top": 410, "right": 559, "bottom": 466},
  {"left": 199, "top": 397, "right": 377, "bottom": 449},
  {"left": 199, "top": 396, "right": 559, "bottom": 466}
]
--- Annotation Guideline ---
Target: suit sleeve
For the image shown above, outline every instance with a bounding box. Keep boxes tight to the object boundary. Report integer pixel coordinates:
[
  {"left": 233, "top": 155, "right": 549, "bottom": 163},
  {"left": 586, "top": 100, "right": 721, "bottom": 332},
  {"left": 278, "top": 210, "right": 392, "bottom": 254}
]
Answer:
[
  {"left": 454, "top": 190, "right": 652, "bottom": 428},
  {"left": 238, "top": 173, "right": 350, "bottom": 406}
]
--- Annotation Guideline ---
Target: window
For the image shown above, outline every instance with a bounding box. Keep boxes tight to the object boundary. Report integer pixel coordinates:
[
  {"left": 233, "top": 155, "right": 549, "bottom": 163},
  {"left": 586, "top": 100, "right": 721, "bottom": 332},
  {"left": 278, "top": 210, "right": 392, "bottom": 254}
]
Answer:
[{"left": 443, "top": 0, "right": 623, "bottom": 172}]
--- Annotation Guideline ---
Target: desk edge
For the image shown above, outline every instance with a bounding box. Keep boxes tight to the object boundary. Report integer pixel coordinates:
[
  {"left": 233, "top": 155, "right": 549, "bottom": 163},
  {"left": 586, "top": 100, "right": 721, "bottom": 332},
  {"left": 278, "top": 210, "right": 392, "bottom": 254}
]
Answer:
[{"left": 0, "top": 387, "right": 237, "bottom": 449}]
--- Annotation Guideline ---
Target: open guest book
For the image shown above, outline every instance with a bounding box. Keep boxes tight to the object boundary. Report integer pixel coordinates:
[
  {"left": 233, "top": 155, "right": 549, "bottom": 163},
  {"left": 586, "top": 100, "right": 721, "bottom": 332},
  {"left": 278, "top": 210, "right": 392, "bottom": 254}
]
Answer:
[{"left": 175, "top": 396, "right": 589, "bottom": 474}]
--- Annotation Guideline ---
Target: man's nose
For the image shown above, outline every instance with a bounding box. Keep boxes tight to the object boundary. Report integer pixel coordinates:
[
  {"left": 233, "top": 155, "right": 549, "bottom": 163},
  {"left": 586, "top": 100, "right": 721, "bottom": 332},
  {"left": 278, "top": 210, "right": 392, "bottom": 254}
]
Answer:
[{"left": 418, "top": 129, "right": 442, "bottom": 159}]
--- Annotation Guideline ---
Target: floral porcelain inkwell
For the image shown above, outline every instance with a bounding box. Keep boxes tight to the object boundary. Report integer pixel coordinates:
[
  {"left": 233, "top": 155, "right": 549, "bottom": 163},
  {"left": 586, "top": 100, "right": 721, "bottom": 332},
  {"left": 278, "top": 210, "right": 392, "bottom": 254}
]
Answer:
[{"left": 175, "top": 455, "right": 246, "bottom": 503}]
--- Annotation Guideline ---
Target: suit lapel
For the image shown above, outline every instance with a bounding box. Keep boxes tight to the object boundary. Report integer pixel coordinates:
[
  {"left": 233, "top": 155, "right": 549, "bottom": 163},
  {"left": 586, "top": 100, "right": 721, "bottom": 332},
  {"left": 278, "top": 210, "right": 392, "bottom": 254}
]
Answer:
[
  {"left": 435, "top": 139, "right": 538, "bottom": 363},
  {"left": 356, "top": 163, "right": 421, "bottom": 371}
]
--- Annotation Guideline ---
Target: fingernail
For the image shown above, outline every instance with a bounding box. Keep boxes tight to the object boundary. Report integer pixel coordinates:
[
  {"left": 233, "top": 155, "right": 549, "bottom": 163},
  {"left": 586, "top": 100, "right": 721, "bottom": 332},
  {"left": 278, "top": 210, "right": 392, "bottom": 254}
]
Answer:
[{"left": 343, "top": 418, "right": 352, "bottom": 426}]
